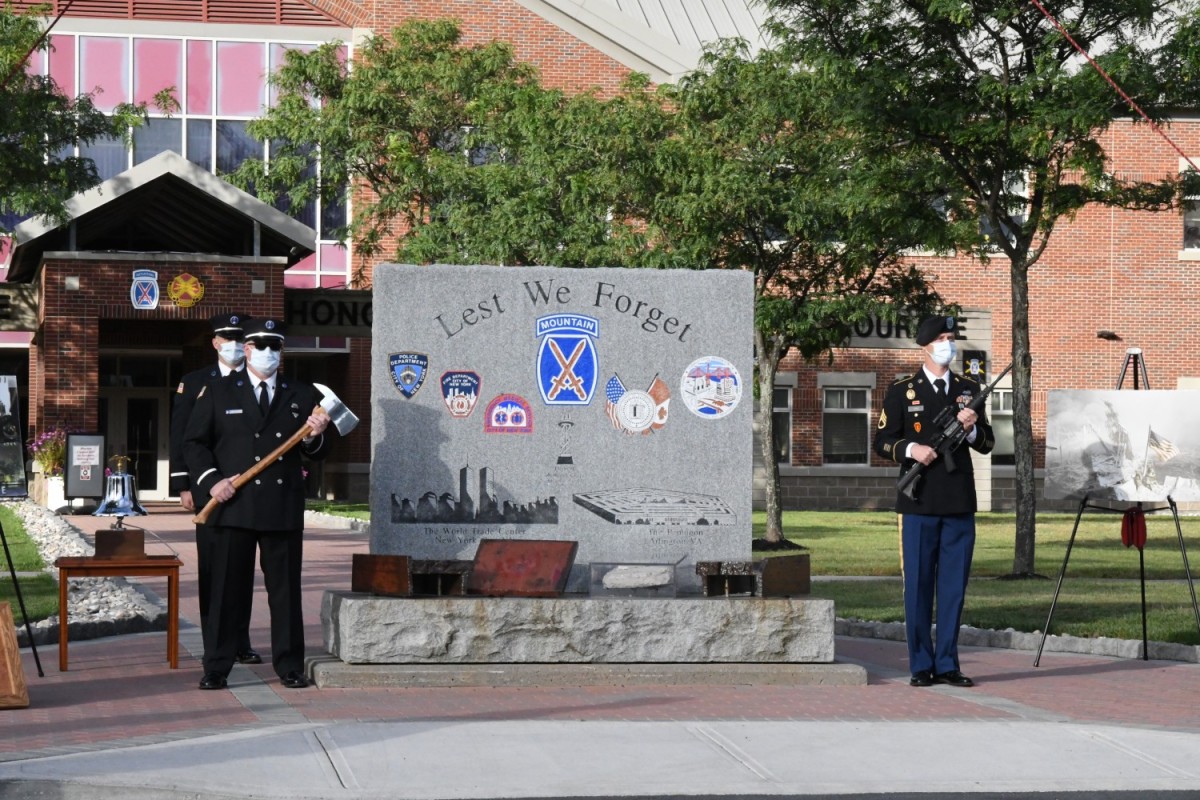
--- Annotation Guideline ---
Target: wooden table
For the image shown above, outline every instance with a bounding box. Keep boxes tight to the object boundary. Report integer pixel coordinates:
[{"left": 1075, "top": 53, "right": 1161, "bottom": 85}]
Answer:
[{"left": 54, "top": 555, "right": 182, "bottom": 672}]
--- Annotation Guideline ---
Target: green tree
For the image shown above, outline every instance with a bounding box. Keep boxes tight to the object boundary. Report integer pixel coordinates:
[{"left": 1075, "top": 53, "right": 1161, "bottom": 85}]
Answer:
[
  {"left": 631, "top": 42, "right": 961, "bottom": 543},
  {"left": 767, "top": 0, "right": 1200, "bottom": 572},
  {"left": 1, "top": 5, "right": 159, "bottom": 232}
]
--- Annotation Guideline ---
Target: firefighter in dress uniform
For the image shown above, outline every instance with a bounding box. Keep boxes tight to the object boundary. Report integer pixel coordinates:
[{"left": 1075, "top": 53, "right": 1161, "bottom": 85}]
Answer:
[
  {"left": 184, "top": 318, "right": 329, "bottom": 690},
  {"left": 169, "top": 312, "right": 260, "bottom": 666},
  {"left": 874, "top": 315, "right": 995, "bottom": 688}
]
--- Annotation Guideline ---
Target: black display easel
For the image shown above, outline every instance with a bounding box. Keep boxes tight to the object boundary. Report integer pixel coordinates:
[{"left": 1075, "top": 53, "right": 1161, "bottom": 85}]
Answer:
[
  {"left": 1035, "top": 349, "right": 1200, "bottom": 665},
  {"left": 1, "top": 516, "right": 44, "bottom": 677}
]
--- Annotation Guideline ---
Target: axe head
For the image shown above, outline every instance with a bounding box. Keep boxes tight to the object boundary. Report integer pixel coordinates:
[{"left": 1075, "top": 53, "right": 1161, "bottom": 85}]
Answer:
[{"left": 313, "top": 383, "right": 360, "bottom": 436}]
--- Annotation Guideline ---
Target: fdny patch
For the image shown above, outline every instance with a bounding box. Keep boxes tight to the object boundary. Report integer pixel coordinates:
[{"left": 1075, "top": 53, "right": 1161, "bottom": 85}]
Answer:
[
  {"left": 484, "top": 393, "right": 533, "bottom": 434},
  {"left": 536, "top": 314, "right": 599, "bottom": 405},
  {"left": 389, "top": 353, "right": 429, "bottom": 398},
  {"left": 680, "top": 356, "right": 742, "bottom": 419},
  {"left": 131, "top": 269, "right": 159, "bottom": 310},
  {"left": 441, "top": 371, "right": 481, "bottom": 418}
]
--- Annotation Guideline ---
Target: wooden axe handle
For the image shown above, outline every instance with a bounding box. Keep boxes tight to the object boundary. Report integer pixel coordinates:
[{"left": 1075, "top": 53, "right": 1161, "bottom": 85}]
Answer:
[{"left": 192, "top": 405, "right": 326, "bottom": 525}]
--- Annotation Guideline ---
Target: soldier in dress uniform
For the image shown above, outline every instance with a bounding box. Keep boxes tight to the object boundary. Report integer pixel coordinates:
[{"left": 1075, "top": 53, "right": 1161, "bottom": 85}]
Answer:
[
  {"left": 873, "top": 315, "right": 995, "bottom": 689},
  {"left": 169, "top": 312, "right": 260, "bottom": 666},
  {"left": 183, "top": 318, "right": 330, "bottom": 690}
]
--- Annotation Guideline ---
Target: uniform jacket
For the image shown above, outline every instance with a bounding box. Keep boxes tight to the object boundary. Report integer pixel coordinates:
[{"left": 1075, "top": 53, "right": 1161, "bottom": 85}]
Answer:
[
  {"left": 873, "top": 369, "right": 995, "bottom": 516},
  {"left": 170, "top": 364, "right": 240, "bottom": 495},
  {"left": 183, "top": 371, "right": 329, "bottom": 531}
]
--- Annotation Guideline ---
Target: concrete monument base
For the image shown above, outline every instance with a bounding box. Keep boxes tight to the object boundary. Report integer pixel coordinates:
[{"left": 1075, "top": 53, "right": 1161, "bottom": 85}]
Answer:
[{"left": 321, "top": 590, "right": 837, "bottom": 665}]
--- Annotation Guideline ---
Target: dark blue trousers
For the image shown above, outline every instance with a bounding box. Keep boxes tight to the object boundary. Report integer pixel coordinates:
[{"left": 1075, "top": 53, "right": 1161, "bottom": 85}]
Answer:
[{"left": 901, "top": 512, "right": 975, "bottom": 675}]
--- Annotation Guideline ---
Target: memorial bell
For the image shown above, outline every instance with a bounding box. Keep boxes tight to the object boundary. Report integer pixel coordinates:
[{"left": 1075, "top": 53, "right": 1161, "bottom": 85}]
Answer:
[{"left": 93, "top": 454, "right": 148, "bottom": 527}]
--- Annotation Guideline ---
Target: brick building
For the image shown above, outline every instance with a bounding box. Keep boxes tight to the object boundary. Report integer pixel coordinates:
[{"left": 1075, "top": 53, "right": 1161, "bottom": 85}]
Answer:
[
  {"left": 766, "top": 120, "right": 1200, "bottom": 512},
  {"left": 0, "top": 0, "right": 766, "bottom": 502}
]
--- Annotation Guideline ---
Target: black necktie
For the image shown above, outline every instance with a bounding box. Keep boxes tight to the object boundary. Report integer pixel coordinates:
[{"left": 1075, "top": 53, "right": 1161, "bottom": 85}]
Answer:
[
  {"left": 258, "top": 381, "right": 270, "bottom": 415},
  {"left": 934, "top": 378, "right": 946, "bottom": 397}
]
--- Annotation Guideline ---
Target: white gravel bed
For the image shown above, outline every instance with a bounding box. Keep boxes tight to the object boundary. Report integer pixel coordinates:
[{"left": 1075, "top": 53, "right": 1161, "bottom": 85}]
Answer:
[{"left": 5, "top": 500, "right": 165, "bottom": 647}]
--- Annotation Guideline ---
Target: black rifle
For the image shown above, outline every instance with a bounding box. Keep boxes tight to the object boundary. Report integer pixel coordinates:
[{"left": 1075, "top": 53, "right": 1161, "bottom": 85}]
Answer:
[{"left": 896, "top": 362, "right": 1013, "bottom": 501}]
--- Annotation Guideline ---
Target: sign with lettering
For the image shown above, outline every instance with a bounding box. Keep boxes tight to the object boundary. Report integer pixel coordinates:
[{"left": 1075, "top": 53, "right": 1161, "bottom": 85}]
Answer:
[{"left": 371, "top": 265, "right": 753, "bottom": 592}]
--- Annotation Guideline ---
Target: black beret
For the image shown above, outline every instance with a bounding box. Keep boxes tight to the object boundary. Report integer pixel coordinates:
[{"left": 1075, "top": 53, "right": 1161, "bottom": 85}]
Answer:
[
  {"left": 915, "top": 315, "right": 956, "bottom": 346},
  {"left": 209, "top": 312, "right": 248, "bottom": 337},
  {"left": 243, "top": 317, "right": 286, "bottom": 341}
]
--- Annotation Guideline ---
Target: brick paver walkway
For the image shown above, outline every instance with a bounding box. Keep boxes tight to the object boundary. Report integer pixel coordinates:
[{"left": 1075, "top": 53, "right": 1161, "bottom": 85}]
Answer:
[{"left": 6, "top": 505, "right": 1199, "bottom": 762}]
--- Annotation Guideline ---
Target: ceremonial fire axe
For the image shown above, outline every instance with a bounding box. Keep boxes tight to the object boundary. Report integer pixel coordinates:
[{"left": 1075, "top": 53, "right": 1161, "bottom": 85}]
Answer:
[{"left": 192, "top": 383, "right": 359, "bottom": 525}]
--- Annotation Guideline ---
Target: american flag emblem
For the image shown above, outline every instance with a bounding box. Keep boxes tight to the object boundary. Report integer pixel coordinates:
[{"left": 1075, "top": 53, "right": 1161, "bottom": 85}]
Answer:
[{"left": 1148, "top": 429, "right": 1179, "bottom": 461}]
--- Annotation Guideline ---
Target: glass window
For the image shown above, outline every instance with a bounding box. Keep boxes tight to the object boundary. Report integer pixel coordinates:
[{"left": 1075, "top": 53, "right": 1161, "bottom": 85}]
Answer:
[
  {"left": 80, "top": 133, "right": 127, "bottom": 181},
  {"left": 823, "top": 387, "right": 869, "bottom": 464},
  {"left": 216, "top": 41, "right": 265, "bottom": 116},
  {"left": 133, "top": 118, "right": 182, "bottom": 165},
  {"left": 186, "top": 119, "right": 212, "bottom": 170},
  {"left": 991, "top": 389, "right": 1014, "bottom": 465},
  {"left": 216, "top": 120, "right": 261, "bottom": 175},
  {"left": 771, "top": 387, "right": 791, "bottom": 464},
  {"left": 80, "top": 37, "right": 130, "bottom": 113},
  {"left": 187, "top": 40, "right": 213, "bottom": 115},
  {"left": 134, "top": 38, "right": 182, "bottom": 106},
  {"left": 1184, "top": 201, "right": 1200, "bottom": 249}
]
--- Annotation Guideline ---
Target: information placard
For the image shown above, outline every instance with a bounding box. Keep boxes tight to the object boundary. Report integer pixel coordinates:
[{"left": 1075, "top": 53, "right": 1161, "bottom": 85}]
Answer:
[{"left": 66, "top": 434, "right": 106, "bottom": 499}]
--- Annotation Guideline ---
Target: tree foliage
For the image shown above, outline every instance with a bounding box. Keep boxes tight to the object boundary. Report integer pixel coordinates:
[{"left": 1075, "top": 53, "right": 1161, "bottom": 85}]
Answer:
[
  {"left": 242, "top": 20, "right": 964, "bottom": 541},
  {"left": 1, "top": 5, "right": 157, "bottom": 232},
  {"left": 766, "top": 0, "right": 1200, "bottom": 571}
]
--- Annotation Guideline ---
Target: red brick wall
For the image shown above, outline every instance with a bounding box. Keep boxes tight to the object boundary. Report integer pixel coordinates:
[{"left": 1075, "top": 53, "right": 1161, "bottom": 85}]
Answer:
[{"left": 32, "top": 258, "right": 283, "bottom": 435}]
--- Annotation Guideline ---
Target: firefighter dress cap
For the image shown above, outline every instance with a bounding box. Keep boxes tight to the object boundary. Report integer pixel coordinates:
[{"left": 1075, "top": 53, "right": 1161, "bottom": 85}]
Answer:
[
  {"left": 243, "top": 317, "right": 286, "bottom": 342},
  {"left": 915, "top": 315, "right": 956, "bottom": 346},
  {"left": 209, "top": 312, "right": 247, "bottom": 338}
]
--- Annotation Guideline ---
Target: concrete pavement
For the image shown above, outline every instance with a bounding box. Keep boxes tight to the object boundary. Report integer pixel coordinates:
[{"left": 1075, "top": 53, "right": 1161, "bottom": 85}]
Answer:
[{"left": 2, "top": 506, "right": 1199, "bottom": 798}]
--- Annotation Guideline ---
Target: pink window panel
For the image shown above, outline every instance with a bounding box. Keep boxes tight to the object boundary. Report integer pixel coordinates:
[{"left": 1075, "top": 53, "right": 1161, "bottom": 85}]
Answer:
[
  {"left": 319, "top": 243, "right": 348, "bottom": 286},
  {"left": 25, "top": 47, "right": 45, "bottom": 76},
  {"left": 216, "top": 41, "right": 266, "bottom": 116},
  {"left": 48, "top": 35, "right": 76, "bottom": 96},
  {"left": 134, "top": 39, "right": 182, "bottom": 106},
  {"left": 80, "top": 37, "right": 130, "bottom": 112},
  {"left": 186, "top": 40, "right": 213, "bottom": 115},
  {"left": 284, "top": 270, "right": 318, "bottom": 289},
  {"left": 0, "top": 332, "right": 33, "bottom": 347},
  {"left": 269, "top": 43, "right": 314, "bottom": 105}
]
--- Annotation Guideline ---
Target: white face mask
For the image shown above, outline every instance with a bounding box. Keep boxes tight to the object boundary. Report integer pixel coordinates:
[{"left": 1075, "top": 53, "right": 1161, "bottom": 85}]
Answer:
[
  {"left": 247, "top": 346, "right": 281, "bottom": 375},
  {"left": 929, "top": 339, "right": 957, "bottom": 367},
  {"left": 217, "top": 341, "right": 244, "bottom": 367}
]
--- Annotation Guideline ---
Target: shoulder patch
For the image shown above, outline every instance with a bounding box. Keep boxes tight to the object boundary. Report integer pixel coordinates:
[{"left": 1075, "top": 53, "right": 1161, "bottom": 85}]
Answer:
[{"left": 176, "top": 382, "right": 185, "bottom": 394}]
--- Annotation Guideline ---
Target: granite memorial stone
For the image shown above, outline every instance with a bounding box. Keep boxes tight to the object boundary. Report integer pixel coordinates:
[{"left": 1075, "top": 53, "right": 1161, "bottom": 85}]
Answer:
[{"left": 371, "top": 264, "right": 753, "bottom": 592}]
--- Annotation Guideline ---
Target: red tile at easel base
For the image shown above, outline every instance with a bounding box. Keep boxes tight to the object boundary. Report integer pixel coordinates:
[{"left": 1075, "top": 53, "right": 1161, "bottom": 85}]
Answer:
[{"left": 468, "top": 539, "right": 578, "bottom": 597}]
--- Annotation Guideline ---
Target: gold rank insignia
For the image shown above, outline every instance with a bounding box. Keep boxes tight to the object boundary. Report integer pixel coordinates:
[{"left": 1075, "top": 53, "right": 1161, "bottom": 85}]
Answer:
[{"left": 878, "top": 409, "right": 887, "bottom": 429}]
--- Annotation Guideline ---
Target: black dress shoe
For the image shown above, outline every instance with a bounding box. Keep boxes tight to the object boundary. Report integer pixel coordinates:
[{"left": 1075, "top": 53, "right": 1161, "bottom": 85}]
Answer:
[
  {"left": 934, "top": 670, "right": 975, "bottom": 687},
  {"left": 909, "top": 669, "right": 933, "bottom": 687},
  {"left": 235, "top": 649, "right": 263, "bottom": 665},
  {"left": 198, "top": 671, "right": 228, "bottom": 690},
  {"left": 280, "top": 671, "right": 309, "bottom": 689}
]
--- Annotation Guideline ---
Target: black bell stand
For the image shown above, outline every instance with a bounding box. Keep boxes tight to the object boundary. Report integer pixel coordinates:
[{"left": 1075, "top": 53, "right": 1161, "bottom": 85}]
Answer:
[{"left": 0, "top": 517, "right": 44, "bottom": 677}]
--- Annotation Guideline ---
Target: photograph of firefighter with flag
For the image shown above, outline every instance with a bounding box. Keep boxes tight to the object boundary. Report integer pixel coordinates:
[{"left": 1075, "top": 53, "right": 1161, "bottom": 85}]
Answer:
[{"left": 1044, "top": 390, "right": 1200, "bottom": 501}]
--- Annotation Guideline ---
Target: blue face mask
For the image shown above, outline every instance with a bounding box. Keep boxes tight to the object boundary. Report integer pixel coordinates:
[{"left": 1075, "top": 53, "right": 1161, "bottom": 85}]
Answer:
[
  {"left": 929, "top": 339, "right": 957, "bottom": 367},
  {"left": 217, "top": 341, "right": 244, "bottom": 367},
  {"left": 248, "top": 347, "right": 281, "bottom": 375}
]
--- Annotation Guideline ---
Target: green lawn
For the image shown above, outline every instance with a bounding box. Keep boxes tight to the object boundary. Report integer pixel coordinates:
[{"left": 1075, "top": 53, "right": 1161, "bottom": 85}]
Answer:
[
  {"left": 0, "top": 504, "right": 59, "bottom": 623},
  {"left": 752, "top": 510, "right": 1200, "bottom": 645}
]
